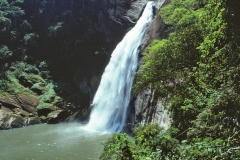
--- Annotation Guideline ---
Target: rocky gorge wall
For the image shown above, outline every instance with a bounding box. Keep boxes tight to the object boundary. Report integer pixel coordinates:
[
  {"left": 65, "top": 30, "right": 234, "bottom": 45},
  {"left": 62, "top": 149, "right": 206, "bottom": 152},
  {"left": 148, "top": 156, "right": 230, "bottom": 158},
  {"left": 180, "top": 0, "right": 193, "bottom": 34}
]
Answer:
[
  {"left": 21, "top": 0, "right": 166, "bottom": 99},
  {"left": 0, "top": 0, "right": 170, "bottom": 129}
]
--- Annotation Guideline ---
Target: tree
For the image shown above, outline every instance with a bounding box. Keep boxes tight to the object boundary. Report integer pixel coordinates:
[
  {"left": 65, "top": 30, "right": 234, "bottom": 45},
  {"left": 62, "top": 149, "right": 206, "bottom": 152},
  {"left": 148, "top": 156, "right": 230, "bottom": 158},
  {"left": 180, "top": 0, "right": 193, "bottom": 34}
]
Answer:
[{"left": 103, "top": 0, "right": 240, "bottom": 159}]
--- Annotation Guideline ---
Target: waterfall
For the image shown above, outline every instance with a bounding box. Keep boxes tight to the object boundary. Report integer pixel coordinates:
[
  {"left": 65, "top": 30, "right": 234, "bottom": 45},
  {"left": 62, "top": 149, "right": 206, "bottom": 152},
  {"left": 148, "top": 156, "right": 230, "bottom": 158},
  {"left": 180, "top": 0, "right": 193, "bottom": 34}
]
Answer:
[{"left": 86, "top": 1, "right": 154, "bottom": 132}]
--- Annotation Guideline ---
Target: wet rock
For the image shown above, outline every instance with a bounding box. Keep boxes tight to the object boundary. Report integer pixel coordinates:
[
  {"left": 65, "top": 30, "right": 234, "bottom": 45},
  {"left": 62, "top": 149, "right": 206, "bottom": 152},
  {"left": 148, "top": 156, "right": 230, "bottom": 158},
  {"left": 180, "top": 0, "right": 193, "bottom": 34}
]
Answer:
[
  {"left": 67, "top": 108, "right": 91, "bottom": 122},
  {"left": 47, "top": 110, "right": 69, "bottom": 124},
  {"left": 37, "top": 103, "right": 70, "bottom": 124},
  {"left": 47, "top": 110, "right": 62, "bottom": 119},
  {"left": 0, "top": 94, "right": 40, "bottom": 113},
  {"left": 15, "top": 94, "right": 40, "bottom": 113},
  {"left": 37, "top": 106, "right": 56, "bottom": 117},
  {"left": 8, "top": 114, "right": 25, "bottom": 128},
  {"left": 15, "top": 108, "right": 30, "bottom": 117},
  {"left": 0, "top": 95, "right": 40, "bottom": 129},
  {"left": 0, "top": 96, "right": 22, "bottom": 110},
  {"left": 27, "top": 117, "right": 41, "bottom": 125},
  {"left": 1, "top": 105, "right": 13, "bottom": 113},
  {"left": 125, "top": 0, "right": 164, "bottom": 27},
  {"left": 0, "top": 110, "right": 9, "bottom": 129},
  {"left": 139, "top": 1, "right": 169, "bottom": 53},
  {"left": 0, "top": 110, "right": 25, "bottom": 129},
  {"left": 126, "top": 0, "right": 165, "bottom": 23},
  {"left": 134, "top": 88, "right": 171, "bottom": 129}
]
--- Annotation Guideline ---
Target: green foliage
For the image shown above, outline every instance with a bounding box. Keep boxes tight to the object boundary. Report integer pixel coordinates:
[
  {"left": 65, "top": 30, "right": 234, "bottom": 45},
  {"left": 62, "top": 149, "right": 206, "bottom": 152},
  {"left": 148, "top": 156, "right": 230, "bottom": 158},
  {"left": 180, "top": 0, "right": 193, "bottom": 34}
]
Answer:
[
  {"left": 0, "top": 60, "right": 60, "bottom": 113},
  {"left": 134, "top": 21, "right": 202, "bottom": 102},
  {"left": 159, "top": 0, "right": 202, "bottom": 30},
  {"left": 0, "top": 13, "right": 11, "bottom": 31},
  {"left": 0, "top": 0, "right": 9, "bottom": 7},
  {"left": 20, "top": 20, "right": 32, "bottom": 31},
  {"left": 104, "top": 0, "right": 240, "bottom": 159},
  {"left": 0, "top": 3, "right": 24, "bottom": 18},
  {"left": 0, "top": 45, "right": 12, "bottom": 59},
  {"left": 1, "top": 71, "right": 33, "bottom": 96},
  {"left": 48, "top": 22, "right": 64, "bottom": 36},
  {"left": 37, "top": 82, "right": 61, "bottom": 110},
  {"left": 23, "top": 33, "right": 39, "bottom": 46},
  {"left": 100, "top": 125, "right": 180, "bottom": 160},
  {"left": 0, "top": 62, "right": 45, "bottom": 96},
  {"left": 12, "top": 0, "right": 24, "bottom": 4},
  {"left": 100, "top": 133, "right": 134, "bottom": 160}
]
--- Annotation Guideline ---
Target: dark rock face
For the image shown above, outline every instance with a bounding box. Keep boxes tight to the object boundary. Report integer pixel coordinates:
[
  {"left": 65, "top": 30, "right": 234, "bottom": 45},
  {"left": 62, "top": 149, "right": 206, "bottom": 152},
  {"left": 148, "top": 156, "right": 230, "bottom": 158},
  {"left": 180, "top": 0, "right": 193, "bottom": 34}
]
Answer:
[
  {"left": 133, "top": 0, "right": 171, "bottom": 128},
  {"left": 23, "top": 0, "right": 133, "bottom": 44},
  {"left": 20, "top": 0, "right": 158, "bottom": 104},
  {"left": 0, "top": 0, "right": 170, "bottom": 129}
]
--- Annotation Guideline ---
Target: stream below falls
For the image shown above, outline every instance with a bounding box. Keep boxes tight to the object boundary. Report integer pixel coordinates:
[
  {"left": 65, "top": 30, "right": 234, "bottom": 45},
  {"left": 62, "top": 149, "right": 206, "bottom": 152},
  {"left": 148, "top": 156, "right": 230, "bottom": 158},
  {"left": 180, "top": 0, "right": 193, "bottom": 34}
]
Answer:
[{"left": 0, "top": 123, "right": 112, "bottom": 160}]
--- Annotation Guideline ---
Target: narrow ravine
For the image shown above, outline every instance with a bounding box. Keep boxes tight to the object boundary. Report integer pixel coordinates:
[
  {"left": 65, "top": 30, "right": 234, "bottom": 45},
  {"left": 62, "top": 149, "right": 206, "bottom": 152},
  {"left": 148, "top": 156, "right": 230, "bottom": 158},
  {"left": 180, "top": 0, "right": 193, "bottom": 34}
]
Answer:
[{"left": 0, "top": 2, "right": 155, "bottom": 160}]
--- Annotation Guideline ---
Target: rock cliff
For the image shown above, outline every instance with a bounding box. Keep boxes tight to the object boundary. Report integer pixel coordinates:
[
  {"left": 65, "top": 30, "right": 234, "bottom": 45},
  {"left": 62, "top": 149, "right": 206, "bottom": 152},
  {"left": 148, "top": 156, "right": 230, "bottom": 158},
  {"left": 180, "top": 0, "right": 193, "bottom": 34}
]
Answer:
[
  {"left": 21, "top": 0, "right": 167, "bottom": 101},
  {"left": 133, "top": 0, "right": 171, "bottom": 128},
  {"left": 0, "top": 0, "right": 168, "bottom": 129}
]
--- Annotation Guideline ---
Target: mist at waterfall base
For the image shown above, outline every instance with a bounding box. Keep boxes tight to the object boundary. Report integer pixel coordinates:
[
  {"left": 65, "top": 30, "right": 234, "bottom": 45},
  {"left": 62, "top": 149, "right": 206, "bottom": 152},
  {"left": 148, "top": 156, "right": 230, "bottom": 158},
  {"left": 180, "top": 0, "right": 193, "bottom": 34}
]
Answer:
[
  {"left": 0, "top": 2, "right": 154, "bottom": 160},
  {"left": 86, "top": 1, "right": 154, "bottom": 132}
]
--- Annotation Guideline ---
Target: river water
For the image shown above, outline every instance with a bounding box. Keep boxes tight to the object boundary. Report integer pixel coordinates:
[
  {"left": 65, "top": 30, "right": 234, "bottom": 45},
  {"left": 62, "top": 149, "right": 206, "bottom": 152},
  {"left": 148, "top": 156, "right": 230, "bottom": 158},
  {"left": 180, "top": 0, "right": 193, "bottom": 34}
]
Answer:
[{"left": 0, "top": 123, "right": 111, "bottom": 160}]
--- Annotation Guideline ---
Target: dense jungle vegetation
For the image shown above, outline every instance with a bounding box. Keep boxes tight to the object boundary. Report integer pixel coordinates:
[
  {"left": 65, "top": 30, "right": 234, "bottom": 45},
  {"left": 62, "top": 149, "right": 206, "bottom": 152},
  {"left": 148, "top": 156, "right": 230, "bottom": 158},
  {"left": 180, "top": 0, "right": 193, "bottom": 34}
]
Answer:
[
  {"left": 0, "top": 0, "right": 112, "bottom": 121},
  {"left": 0, "top": 0, "right": 86, "bottom": 124},
  {"left": 101, "top": 0, "right": 240, "bottom": 159}
]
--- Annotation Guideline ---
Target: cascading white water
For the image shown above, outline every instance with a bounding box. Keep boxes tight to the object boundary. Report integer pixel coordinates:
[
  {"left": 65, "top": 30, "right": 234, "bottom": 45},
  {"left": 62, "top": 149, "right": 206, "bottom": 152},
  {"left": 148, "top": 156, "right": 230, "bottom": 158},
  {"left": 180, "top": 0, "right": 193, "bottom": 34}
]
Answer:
[{"left": 86, "top": 1, "right": 154, "bottom": 132}]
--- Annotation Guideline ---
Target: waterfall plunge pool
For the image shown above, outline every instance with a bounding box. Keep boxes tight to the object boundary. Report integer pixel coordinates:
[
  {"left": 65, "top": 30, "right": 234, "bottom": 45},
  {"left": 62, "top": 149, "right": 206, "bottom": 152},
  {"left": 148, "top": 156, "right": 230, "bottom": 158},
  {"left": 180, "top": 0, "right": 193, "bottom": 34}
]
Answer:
[
  {"left": 0, "top": 123, "right": 112, "bottom": 160},
  {"left": 0, "top": 2, "right": 156, "bottom": 160}
]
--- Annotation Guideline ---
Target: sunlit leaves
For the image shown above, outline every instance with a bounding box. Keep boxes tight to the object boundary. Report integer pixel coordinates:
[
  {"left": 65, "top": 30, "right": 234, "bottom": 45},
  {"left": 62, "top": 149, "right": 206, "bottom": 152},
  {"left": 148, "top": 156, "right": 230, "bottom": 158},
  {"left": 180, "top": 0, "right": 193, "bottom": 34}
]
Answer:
[
  {"left": 130, "top": 0, "right": 240, "bottom": 159},
  {"left": 160, "top": 0, "right": 200, "bottom": 30}
]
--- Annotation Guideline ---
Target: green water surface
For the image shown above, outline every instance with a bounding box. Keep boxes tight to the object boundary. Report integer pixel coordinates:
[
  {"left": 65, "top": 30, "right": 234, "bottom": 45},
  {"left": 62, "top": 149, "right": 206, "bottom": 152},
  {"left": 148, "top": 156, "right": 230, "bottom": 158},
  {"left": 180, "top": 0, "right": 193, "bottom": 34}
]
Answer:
[{"left": 0, "top": 122, "right": 111, "bottom": 160}]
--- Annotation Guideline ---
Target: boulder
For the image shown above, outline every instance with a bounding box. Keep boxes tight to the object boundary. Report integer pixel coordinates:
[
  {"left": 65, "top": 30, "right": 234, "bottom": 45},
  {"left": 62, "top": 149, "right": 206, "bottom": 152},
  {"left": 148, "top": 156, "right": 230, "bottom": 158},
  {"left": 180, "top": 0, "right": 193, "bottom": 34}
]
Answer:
[
  {"left": 0, "top": 94, "right": 40, "bottom": 129},
  {"left": 47, "top": 110, "right": 70, "bottom": 124},
  {"left": 27, "top": 117, "right": 41, "bottom": 125},
  {"left": 0, "top": 110, "right": 25, "bottom": 129},
  {"left": 0, "top": 110, "right": 9, "bottom": 129},
  {"left": 0, "top": 94, "right": 40, "bottom": 113},
  {"left": 7, "top": 114, "right": 25, "bottom": 128},
  {"left": 15, "top": 94, "right": 40, "bottom": 113},
  {"left": 47, "top": 110, "right": 63, "bottom": 119},
  {"left": 0, "top": 96, "right": 22, "bottom": 110},
  {"left": 37, "top": 105, "right": 57, "bottom": 117}
]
